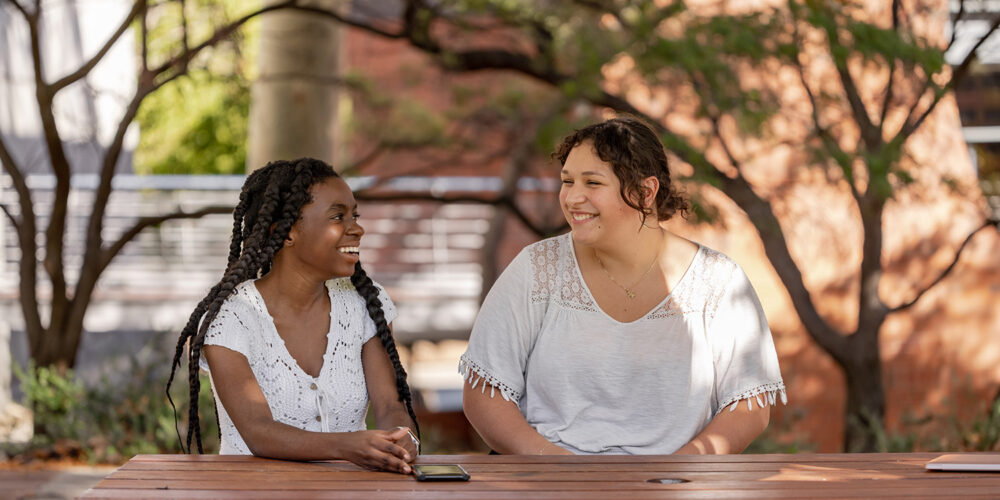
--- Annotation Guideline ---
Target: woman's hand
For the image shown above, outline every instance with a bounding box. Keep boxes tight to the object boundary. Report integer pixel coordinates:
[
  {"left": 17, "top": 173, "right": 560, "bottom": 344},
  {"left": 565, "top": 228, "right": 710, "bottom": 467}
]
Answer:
[
  {"left": 335, "top": 428, "right": 414, "bottom": 473},
  {"left": 390, "top": 426, "right": 419, "bottom": 461}
]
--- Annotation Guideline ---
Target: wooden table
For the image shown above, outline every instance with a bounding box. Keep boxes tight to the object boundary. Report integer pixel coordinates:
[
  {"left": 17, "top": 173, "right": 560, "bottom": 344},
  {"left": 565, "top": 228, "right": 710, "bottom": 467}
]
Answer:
[{"left": 80, "top": 453, "right": 1000, "bottom": 499}]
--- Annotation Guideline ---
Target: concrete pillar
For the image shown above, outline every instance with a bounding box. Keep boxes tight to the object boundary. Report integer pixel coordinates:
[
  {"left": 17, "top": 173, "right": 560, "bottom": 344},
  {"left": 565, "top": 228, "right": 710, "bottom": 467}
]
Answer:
[{"left": 247, "top": 0, "right": 343, "bottom": 172}]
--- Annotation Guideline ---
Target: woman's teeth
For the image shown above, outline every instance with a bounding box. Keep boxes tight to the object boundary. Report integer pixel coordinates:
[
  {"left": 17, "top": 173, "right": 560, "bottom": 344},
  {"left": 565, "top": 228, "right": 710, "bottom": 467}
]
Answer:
[
  {"left": 572, "top": 213, "right": 596, "bottom": 221},
  {"left": 338, "top": 246, "right": 359, "bottom": 254}
]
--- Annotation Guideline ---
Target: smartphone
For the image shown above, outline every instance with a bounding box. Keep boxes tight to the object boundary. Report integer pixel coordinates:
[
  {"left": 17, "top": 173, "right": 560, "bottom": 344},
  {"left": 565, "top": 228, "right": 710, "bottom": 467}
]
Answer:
[{"left": 412, "top": 464, "right": 470, "bottom": 481}]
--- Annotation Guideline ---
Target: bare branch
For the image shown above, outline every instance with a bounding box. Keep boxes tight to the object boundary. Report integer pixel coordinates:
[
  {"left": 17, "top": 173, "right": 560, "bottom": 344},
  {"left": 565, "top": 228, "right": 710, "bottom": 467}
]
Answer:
[
  {"left": 24, "top": 3, "right": 74, "bottom": 321},
  {"left": 7, "top": 0, "right": 29, "bottom": 18},
  {"left": 0, "top": 133, "right": 33, "bottom": 220},
  {"left": 99, "top": 205, "right": 234, "bottom": 271},
  {"left": 889, "top": 218, "right": 999, "bottom": 313},
  {"left": 78, "top": 85, "right": 149, "bottom": 301},
  {"left": 49, "top": 1, "right": 145, "bottom": 93},
  {"left": 0, "top": 204, "right": 18, "bottom": 232},
  {"left": 0, "top": 132, "right": 43, "bottom": 339}
]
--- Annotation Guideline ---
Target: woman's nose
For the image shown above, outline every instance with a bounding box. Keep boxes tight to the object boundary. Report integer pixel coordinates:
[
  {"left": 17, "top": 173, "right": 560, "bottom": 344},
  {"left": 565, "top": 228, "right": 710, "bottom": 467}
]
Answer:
[{"left": 562, "top": 184, "right": 585, "bottom": 203}]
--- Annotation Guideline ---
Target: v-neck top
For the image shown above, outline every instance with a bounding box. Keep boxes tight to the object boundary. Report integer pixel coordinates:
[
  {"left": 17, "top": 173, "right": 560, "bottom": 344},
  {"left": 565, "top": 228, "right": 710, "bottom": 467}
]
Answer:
[
  {"left": 199, "top": 277, "right": 397, "bottom": 455},
  {"left": 460, "top": 233, "right": 785, "bottom": 455}
]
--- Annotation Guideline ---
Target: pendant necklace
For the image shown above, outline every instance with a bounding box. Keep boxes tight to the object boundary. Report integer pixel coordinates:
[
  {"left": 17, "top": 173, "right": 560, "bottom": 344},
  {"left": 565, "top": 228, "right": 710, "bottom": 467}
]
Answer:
[{"left": 594, "top": 249, "right": 659, "bottom": 299}]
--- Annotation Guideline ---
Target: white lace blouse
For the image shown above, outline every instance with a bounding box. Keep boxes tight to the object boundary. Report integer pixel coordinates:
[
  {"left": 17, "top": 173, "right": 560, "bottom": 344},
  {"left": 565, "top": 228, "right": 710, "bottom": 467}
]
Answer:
[
  {"left": 460, "top": 233, "right": 785, "bottom": 455},
  {"left": 199, "top": 277, "right": 397, "bottom": 455}
]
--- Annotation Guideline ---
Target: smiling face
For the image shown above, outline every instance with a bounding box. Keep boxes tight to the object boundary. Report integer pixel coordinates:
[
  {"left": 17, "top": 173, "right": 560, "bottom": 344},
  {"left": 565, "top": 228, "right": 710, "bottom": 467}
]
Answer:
[
  {"left": 559, "top": 142, "right": 645, "bottom": 248},
  {"left": 284, "top": 177, "right": 364, "bottom": 279}
]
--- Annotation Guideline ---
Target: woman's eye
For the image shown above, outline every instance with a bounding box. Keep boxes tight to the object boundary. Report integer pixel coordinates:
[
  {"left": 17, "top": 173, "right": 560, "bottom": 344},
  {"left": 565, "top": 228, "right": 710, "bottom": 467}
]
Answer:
[
  {"left": 587, "top": 181, "right": 601, "bottom": 185},
  {"left": 352, "top": 213, "right": 361, "bottom": 221},
  {"left": 561, "top": 179, "right": 573, "bottom": 184},
  {"left": 331, "top": 214, "right": 344, "bottom": 221}
]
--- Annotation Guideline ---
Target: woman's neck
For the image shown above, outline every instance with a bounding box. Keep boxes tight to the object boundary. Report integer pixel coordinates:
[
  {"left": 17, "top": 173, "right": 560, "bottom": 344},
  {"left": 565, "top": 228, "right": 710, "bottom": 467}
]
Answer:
[
  {"left": 255, "top": 264, "right": 329, "bottom": 316},
  {"left": 588, "top": 225, "right": 666, "bottom": 274}
]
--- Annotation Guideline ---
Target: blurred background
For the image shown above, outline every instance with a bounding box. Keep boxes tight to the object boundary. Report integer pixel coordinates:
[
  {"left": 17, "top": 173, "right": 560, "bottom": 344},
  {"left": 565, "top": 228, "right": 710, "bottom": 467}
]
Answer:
[{"left": 1, "top": 0, "right": 999, "bottom": 476}]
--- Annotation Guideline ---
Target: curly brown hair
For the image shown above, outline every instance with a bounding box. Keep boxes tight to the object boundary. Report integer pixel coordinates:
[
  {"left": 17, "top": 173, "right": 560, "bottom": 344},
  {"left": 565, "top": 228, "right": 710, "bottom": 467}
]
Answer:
[{"left": 554, "top": 115, "right": 688, "bottom": 223}]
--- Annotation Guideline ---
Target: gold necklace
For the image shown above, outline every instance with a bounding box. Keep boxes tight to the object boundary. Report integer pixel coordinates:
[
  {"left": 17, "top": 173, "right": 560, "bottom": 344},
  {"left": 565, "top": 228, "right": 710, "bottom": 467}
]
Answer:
[{"left": 594, "top": 249, "right": 659, "bottom": 299}]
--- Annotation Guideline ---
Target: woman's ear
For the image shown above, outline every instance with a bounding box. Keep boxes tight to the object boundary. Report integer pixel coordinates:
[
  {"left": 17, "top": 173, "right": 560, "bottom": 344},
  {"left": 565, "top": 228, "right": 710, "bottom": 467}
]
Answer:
[
  {"left": 272, "top": 221, "right": 295, "bottom": 247},
  {"left": 641, "top": 176, "right": 660, "bottom": 213}
]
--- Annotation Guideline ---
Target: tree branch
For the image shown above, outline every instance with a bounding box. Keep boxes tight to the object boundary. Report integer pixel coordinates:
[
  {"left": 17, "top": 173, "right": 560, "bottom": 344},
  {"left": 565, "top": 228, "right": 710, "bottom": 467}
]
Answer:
[
  {"left": 98, "top": 205, "right": 234, "bottom": 272},
  {"left": 792, "top": 37, "right": 861, "bottom": 199},
  {"left": 287, "top": 4, "right": 405, "bottom": 39},
  {"left": 0, "top": 204, "right": 18, "bottom": 232},
  {"left": 81, "top": 0, "right": 306, "bottom": 298},
  {"left": 0, "top": 133, "right": 33, "bottom": 225},
  {"left": 24, "top": 4, "right": 74, "bottom": 332},
  {"left": 820, "top": 19, "right": 880, "bottom": 150},
  {"left": 948, "top": 0, "right": 966, "bottom": 51},
  {"left": 49, "top": 1, "right": 145, "bottom": 93},
  {"left": 140, "top": 0, "right": 149, "bottom": 72},
  {"left": 6, "top": 0, "right": 29, "bottom": 18},
  {"left": 0, "top": 132, "right": 44, "bottom": 341},
  {"left": 312, "top": 0, "right": 848, "bottom": 361},
  {"left": 720, "top": 173, "right": 849, "bottom": 360},
  {"left": 889, "top": 218, "right": 999, "bottom": 313},
  {"left": 899, "top": 13, "right": 1000, "bottom": 140},
  {"left": 355, "top": 191, "right": 564, "bottom": 237},
  {"left": 877, "top": 0, "right": 901, "bottom": 135}
]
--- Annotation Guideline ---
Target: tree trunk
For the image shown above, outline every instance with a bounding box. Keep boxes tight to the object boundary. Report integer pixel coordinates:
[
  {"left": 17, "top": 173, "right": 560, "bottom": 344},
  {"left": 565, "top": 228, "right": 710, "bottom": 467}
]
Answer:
[
  {"left": 28, "top": 324, "right": 80, "bottom": 370},
  {"left": 247, "top": 0, "right": 343, "bottom": 172},
  {"left": 842, "top": 328, "right": 886, "bottom": 452}
]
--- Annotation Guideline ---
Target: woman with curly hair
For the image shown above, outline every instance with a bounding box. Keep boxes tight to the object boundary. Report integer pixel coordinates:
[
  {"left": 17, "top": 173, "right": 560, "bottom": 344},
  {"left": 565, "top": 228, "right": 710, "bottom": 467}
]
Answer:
[
  {"left": 168, "top": 158, "right": 419, "bottom": 473},
  {"left": 461, "top": 116, "right": 785, "bottom": 455}
]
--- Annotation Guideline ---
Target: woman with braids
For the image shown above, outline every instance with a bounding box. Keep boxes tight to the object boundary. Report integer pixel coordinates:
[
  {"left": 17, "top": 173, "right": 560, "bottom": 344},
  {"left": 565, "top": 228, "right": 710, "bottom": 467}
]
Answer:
[
  {"left": 168, "top": 158, "right": 419, "bottom": 473},
  {"left": 460, "top": 116, "right": 785, "bottom": 455}
]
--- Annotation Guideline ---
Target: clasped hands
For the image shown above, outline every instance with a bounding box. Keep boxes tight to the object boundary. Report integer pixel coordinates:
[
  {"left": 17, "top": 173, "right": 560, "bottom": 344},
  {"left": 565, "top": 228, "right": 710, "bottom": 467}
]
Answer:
[{"left": 339, "top": 426, "right": 419, "bottom": 474}]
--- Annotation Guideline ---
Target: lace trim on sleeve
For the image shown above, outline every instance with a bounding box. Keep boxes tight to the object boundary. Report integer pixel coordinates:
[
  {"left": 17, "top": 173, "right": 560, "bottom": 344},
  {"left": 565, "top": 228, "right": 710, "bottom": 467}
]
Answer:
[
  {"left": 458, "top": 354, "right": 522, "bottom": 404},
  {"left": 716, "top": 381, "right": 788, "bottom": 416}
]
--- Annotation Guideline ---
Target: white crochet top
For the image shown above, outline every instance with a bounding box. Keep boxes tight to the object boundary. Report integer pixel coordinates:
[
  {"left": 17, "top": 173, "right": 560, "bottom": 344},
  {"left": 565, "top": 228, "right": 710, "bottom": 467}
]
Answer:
[
  {"left": 460, "top": 233, "right": 786, "bottom": 455},
  {"left": 199, "top": 278, "right": 397, "bottom": 455}
]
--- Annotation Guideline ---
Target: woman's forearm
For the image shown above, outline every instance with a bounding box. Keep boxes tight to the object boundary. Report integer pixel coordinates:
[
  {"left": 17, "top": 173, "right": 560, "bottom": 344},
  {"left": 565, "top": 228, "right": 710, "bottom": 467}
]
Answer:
[
  {"left": 463, "top": 383, "right": 573, "bottom": 455},
  {"left": 240, "top": 417, "right": 352, "bottom": 460},
  {"left": 674, "top": 399, "right": 770, "bottom": 455}
]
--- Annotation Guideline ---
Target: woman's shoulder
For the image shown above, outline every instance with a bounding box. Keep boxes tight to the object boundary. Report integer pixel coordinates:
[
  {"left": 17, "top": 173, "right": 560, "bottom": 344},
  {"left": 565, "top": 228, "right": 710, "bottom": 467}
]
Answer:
[
  {"left": 325, "top": 276, "right": 393, "bottom": 307},
  {"left": 326, "top": 276, "right": 358, "bottom": 295},
  {"left": 693, "top": 244, "right": 742, "bottom": 281},
  {"left": 219, "top": 279, "right": 265, "bottom": 313},
  {"left": 678, "top": 243, "right": 754, "bottom": 313},
  {"left": 518, "top": 232, "right": 572, "bottom": 268}
]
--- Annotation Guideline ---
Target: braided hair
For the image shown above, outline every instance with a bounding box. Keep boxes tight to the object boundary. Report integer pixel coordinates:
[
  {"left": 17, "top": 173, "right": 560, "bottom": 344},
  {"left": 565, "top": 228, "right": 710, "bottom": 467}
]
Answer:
[{"left": 167, "top": 157, "right": 419, "bottom": 453}]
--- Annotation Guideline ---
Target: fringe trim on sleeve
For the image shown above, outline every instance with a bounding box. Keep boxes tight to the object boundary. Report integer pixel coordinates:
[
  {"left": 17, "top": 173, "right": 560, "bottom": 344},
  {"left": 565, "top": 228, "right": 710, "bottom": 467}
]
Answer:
[
  {"left": 716, "top": 381, "right": 787, "bottom": 416},
  {"left": 458, "top": 355, "right": 522, "bottom": 405}
]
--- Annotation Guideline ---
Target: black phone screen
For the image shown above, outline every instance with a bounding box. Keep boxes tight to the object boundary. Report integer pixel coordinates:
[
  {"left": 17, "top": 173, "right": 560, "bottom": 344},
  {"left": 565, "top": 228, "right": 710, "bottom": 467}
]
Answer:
[{"left": 412, "top": 464, "right": 470, "bottom": 481}]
